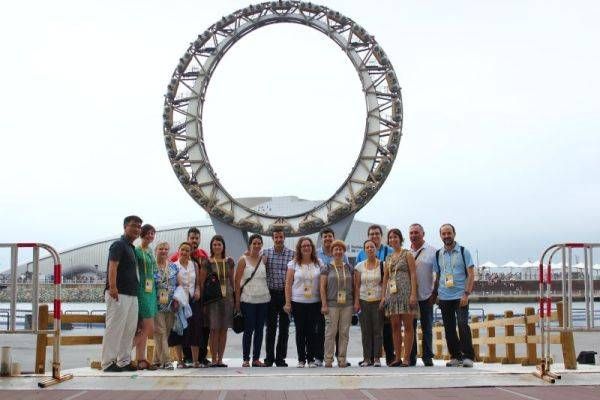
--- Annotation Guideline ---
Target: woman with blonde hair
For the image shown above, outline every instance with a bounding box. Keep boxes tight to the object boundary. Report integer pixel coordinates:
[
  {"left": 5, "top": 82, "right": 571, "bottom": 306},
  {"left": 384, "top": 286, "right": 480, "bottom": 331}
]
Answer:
[
  {"left": 320, "top": 240, "right": 355, "bottom": 368},
  {"left": 380, "top": 228, "right": 418, "bottom": 367},
  {"left": 153, "top": 241, "right": 178, "bottom": 369},
  {"left": 284, "top": 237, "right": 322, "bottom": 368}
]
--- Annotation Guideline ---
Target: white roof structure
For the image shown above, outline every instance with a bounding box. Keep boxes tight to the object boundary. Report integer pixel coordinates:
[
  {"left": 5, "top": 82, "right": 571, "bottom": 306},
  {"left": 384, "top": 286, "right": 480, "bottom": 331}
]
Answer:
[
  {"left": 502, "top": 261, "right": 520, "bottom": 268},
  {"left": 479, "top": 261, "right": 498, "bottom": 269}
]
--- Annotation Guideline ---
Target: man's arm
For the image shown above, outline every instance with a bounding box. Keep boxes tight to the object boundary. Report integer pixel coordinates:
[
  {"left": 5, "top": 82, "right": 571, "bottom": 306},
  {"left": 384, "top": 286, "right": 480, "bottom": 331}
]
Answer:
[{"left": 107, "top": 260, "right": 119, "bottom": 300}]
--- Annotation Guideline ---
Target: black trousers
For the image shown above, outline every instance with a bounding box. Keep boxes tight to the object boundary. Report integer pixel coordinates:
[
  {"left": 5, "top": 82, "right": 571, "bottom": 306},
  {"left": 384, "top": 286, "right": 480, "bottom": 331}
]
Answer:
[
  {"left": 410, "top": 300, "right": 434, "bottom": 363},
  {"left": 438, "top": 299, "right": 474, "bottom": 360},
  {"left": 265, "top": 290, "right": 290, "bottom": 363},
  {"left": 291, "top": 301, "right": 320, "bottom": 363}
]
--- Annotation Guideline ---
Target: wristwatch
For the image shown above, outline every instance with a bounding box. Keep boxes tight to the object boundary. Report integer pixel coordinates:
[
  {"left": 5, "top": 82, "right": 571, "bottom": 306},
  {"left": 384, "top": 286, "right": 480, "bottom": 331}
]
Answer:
[{"left": 464, "top": 290, "right": 471, "bottom": 296}]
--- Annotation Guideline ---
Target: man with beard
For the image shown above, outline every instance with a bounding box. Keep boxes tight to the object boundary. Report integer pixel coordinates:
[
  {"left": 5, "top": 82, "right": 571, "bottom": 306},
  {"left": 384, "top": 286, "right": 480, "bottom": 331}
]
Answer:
[
  {"left": 170, "top": 227, "right": 209, "bottom": 366},
  {"left": 433, "top": 223, "right": 475, "bottom": 368},
  {"left": 263, "top": 228, "right": 295, "bottom": 367}
]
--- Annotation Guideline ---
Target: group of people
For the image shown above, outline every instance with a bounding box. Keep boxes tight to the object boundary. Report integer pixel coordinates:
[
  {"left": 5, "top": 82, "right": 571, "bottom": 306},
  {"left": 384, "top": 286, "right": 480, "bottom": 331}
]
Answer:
[{"left": 101, "top": 216, "right": 476, "bottom": 372}]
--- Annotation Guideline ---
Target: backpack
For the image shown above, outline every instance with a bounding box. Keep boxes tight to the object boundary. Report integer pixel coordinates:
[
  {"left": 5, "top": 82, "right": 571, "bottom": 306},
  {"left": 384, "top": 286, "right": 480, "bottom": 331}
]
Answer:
[{"left": 435, "top": 246, "right": 468, "bottom": 275}]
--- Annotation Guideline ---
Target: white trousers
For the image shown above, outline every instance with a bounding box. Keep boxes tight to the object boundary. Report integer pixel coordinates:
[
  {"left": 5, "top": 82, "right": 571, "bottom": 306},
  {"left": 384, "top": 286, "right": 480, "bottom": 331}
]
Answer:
[{"left": 101, "top": 292, "right": 138, "bottom": 369}]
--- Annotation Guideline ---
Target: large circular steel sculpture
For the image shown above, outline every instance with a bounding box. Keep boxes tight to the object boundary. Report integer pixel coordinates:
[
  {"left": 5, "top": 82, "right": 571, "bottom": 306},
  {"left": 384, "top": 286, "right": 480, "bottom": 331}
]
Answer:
[{"left": 163, "top": 1, "right": 402, "bottom": 236}]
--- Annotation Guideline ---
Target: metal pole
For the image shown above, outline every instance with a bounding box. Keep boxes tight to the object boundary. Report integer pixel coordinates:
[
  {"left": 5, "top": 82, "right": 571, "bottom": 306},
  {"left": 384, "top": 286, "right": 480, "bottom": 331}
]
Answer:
[
  {"left": 32, "top": 246, "right": 39, "bottom": 332},
  {"left": 561, "top": 247, "right": 567, "bottom": 329},
  {"left": 591, "top": 248, "right": 595, "bottom": 328},
  {"left": 583, "top": 246, "right": 590, "bottom": 328},
  {"left": 10, "top": 245, "right": 18, "bottom": 332},
  {"left": 568, "top": 247, "right": 573, "bottom": 329}
]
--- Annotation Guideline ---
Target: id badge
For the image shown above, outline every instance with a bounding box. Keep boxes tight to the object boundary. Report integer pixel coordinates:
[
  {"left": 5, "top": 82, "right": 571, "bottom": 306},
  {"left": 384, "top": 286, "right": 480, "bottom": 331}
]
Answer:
[
  {"left": 220, "top": 284, "right": 227, "bottom": 297},
  {"left": 303, "top": 285, "right": 312, "bottom": 298},
  {"left": 337, "top": 290, "right": 347, "bottom": 304},
  {"left": 145, "top": 278, "right": 153, "bottom": 293},
  {"left": 159, "top": 289, "right": 169, "bottom": 304},
  {"left": 445, "top": 273, "right": 454, "bottom": 288},
  {"left": 389, "top": 280, "right": 398, "bottom": 294}
]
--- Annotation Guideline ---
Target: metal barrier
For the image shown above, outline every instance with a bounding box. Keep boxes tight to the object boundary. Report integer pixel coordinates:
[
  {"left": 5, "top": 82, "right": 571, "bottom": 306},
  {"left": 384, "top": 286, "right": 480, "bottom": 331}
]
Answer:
[
  {"left": 0, "top": 243, "right": 73, "bottom": 387},
  {"left": 536, "top": 242, "right": 600, "bottom": 383}
]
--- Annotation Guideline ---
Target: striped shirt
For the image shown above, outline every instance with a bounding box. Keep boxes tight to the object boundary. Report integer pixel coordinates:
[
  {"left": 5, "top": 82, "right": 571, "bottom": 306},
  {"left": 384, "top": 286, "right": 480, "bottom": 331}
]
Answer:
[{"left": 264, "top": 246, "right": 295, "bottom": 291}]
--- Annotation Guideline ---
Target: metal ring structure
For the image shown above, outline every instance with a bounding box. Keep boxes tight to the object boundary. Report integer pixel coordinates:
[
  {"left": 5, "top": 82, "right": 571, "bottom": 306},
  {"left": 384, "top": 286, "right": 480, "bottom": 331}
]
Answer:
[{"left": 163, "top": 1, "right": 402, "bottom": 236}]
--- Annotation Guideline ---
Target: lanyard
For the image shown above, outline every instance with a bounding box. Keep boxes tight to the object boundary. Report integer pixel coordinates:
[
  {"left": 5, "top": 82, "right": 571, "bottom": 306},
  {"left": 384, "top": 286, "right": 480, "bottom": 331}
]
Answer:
[
  {"left": 180, "top": 260, "right": 191, "bottom": 289},
  {"left": 158, "top": 262, "right": 169, "bottom": 289},
  {"left": 332, "top": 262, "right": 346, "bottom": 291},
  {"left": 301, "top": 262, "right": 314, "bottom": 288},
  {"left": 440, "top": 251, "right": 457, "bottom": 276},
  {"left": 365, "top": 259, "right": 378, "bottom": 290},
  {"left": 215, "top": 258, "right": 227, "bottom": 285},
  {"left": 139, "top": 247, "right": 151, "bottom": 279}
]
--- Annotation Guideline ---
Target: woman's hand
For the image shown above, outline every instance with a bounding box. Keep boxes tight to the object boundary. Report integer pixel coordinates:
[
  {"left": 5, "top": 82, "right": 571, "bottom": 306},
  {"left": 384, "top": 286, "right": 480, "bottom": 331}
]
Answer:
[
  {"left": 283, "top": 302, "right": 291, "bottom": 314},
  {"left": 354, "top": 300, "right": 361, "bottom": 314},
  {"left": 409, "top": 294, "right": 417, "bottom": 307},
  {"left": 321, "top": 304, "right": 329, "bottom": 315}
]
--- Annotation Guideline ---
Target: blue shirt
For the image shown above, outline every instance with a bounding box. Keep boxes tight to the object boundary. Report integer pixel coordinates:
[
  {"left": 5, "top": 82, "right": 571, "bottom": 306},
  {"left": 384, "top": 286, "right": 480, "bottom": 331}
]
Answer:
[
  {"left": 317, "top": 247, "right": 350, "bottom": 266},
  {"left": 432, "top": 242, "right": 474, "bottom": 300},
  {"left": 356, "top": 244, "right": 393, "bottom": 264}
]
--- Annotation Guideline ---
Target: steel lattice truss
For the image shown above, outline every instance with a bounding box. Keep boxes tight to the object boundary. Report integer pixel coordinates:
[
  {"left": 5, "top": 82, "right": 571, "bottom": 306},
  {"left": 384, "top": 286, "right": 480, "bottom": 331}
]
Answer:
[{"left": 163, "top": 1, "right": 402, "bottom": 236}]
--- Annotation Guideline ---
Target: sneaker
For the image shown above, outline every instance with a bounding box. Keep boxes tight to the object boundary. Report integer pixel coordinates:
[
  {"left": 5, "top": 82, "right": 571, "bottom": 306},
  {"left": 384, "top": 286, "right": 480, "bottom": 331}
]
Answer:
[
  {"left": 308, "top": 361, "right": 318, "bottom": 368},
  {"left": 462, "top": 358, "right": 474, "bottom": 368},
  {"left": 446, "top": 359, "right": 462, "bottom": 367},
  {"left": 297, "top": 361, "right": 306, "bottom": 368},
  {"left": 314, "top": 359, "right": 323, "bottom": 367},
  {"left": 423, "top": 359, "right": 434, "bottom": 367},
  {"left": 373, "top": 360, "right": 381, "bottom": 367},
  {"left": 103, "top": 362, "right": 121, "bottom": 372},
  {"left": 163, "top": 363, "right": 175, "bottom": 370}
]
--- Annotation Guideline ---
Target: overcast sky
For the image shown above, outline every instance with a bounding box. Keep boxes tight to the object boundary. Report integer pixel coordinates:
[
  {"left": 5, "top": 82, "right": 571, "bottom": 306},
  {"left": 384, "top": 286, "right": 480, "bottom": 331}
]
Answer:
[{"left": 1, "top": 0, "right": 599, "bottom": 269}]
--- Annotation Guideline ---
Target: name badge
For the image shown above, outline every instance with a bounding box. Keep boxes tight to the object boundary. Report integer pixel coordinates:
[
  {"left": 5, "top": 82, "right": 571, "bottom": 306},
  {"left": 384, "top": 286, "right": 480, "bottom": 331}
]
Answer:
[
  {"left": 220, "top": 284, "right": 227, "bottom": 297},
  {"left": 337, "top": 290, "right": 347, "bottom": 304},
  {"left": 303, "top": 285, "right": 313, "bottom": 298},
  {"left": 445, "top": 274, "right": 454, "bottom": 288},
  {"left": 145, "top": 278, "right": 153, "bottom": 293},
  {"left": 159, "top": 289, "right": 169, "bottom": 305},
  {"left": 389, "top": 280, "right": 398, "bottom": 294}
]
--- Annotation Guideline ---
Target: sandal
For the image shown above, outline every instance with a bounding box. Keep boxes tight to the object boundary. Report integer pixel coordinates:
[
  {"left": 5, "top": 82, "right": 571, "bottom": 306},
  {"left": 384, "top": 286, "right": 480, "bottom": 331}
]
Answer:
[
  {"left": 137, "top": 360, "right": 157, "bottom": 370},
  {"left": 242, "top": 361, "right": 250, "bottom": 367},
  {"left": 176, "top": 362, "right": 188, "bottom": 369},
  {"left": 389, "top": 360, "right": 402, "bottom": 367},
  {"left": 193, "top": 361, "right": 201, "bottom": 368},
  {"left": 252, "top": 360, "right": 265, "bottom": 367}
]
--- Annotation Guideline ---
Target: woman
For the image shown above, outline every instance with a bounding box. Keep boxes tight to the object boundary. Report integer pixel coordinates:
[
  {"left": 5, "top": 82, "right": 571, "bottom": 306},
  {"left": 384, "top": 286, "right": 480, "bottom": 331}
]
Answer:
[
  {"left": 199, "top": 235, "right": 235, "bottom": 367},
  {"left": 379, "top": 229, "right": 418, "bottom": 367},
  {"left": 354, "top": 239, "right": 384, "bottom": 367},
  {"left": 153, "top": 241, "right": 178, "bottom": 369},
  {"left": 284, "top": 237, "right": 322, "bottom": 368},
  {"left": 133, "top": 224, "right": 158, "bottom": 370},
  {"left": 234, "top": 234, "right": 270, "bottom": 367},
  {"left": 320, "top": 240, "right": 355, "bottom": 368},
  {"left": 173, "top": 241, "right": 202, "bottom": 368}
]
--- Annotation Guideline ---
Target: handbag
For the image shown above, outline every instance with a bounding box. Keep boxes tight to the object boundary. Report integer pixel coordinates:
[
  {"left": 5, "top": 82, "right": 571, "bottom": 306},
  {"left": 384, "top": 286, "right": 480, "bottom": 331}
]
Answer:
[
  {"left": 232, "top": 257, "right": 262, "bottom": 334},
  {"left": 202, "top": 271, "right": 223, "bottom": 305}
]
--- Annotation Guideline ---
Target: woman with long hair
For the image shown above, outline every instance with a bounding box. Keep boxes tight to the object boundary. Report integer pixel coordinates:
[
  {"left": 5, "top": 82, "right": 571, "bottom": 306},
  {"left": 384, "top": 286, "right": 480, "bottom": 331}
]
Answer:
[
  {"left": 234, "top": 234, "right": 270, "bottom": 367},
  {"left": 380, "top": 228, "right": 418, "bottom": 367},
  {"left": 354, "top": 239, "right": 384, "bottom": 367},
  {"left": 199, "top": 235, "right": 235, "bottom": 367},
  {"left": 133, "top": 224, "right": 158, "bottom": 370},
  {"left": 284, "top": 237, "right": 322, "bottom": 368}
]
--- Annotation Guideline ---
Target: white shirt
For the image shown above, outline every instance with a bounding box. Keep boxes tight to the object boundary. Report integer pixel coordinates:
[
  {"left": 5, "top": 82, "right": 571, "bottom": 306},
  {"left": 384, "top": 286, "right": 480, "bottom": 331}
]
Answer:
[
  {"left": 410, "top": 243, "right": 436, "bottom": 301},
  {"left": 288, "top": 260, "right": 321, "bottom": 303},
  {"left": 240, "top": 256, "right": 271, "bottom": 304},
  {"left": 176, "top": 259, "right": 196, "bottom": 298},
  {"left": 354, "top": 260, "right": 382, "bottom": 301}
]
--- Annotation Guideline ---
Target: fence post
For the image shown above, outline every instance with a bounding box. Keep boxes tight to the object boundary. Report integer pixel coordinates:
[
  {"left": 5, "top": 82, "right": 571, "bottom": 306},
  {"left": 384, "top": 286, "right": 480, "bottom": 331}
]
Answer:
[
  {"left": 471, "top": 316, "right": 480, "bottom": 361},
  {"left": 502, "top": 310, "right": 516, "bottom": 364},
  {"left": 35, "top": 304, "right": 49, "bottom": 374},
  {"left": 484, "top": 314, "right": 498, "bottom": 363},
  {"left": 557, "top": 302, "right": 577, "bottom": 369},
  {"left": 522, "top": 307, "right": 537, "bottom": 366}
]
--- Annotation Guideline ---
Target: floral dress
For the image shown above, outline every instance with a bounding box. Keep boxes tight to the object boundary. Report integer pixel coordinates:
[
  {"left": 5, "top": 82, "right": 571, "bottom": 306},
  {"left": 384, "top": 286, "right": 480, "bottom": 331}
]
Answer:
[{"left": 384, "top": 249, "right": 418, "bottom": 318}]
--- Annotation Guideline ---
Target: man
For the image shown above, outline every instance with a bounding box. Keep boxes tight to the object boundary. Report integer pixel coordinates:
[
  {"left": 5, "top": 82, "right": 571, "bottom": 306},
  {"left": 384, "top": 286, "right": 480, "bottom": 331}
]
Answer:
[
  {"left": 170, "top": 227, "right": 209, "bottom": 365},
  {"left": 407, "top": 223, "right": 436, "bottom": 366},
  {"left": 101, "top": 215, "right": 142, "bottom": 372},
  {"left": 316, "top": 227, "right": 351, "bottom": 367},
  {"left": 263, "top": 228, "right": 295, "bottom": 367},
  {"left": 433, "top": 223, "right": 476, "bottom": 368},
  {"left": 355, "top": 224, "right": 395, "bottom": 365}
]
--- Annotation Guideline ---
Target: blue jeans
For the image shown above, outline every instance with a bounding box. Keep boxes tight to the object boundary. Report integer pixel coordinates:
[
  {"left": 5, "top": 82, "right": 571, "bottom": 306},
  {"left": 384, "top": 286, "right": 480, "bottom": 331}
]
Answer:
[
  {"left": 241, "top": 302, "right": 268, "bottom": 361},
  {"left": 410, "top": 299, "right": 434, "bottom": 363}
]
